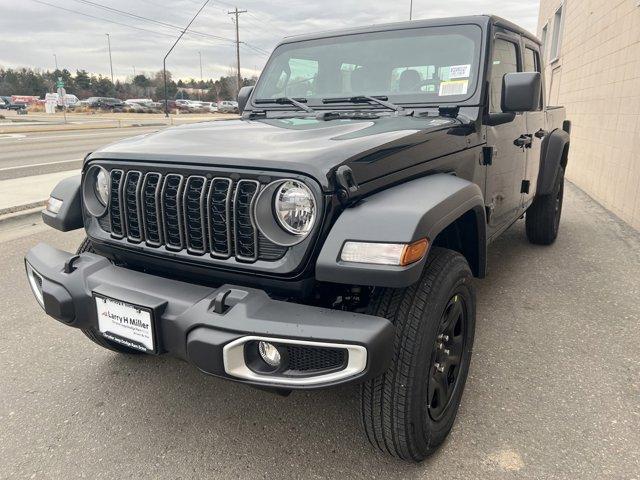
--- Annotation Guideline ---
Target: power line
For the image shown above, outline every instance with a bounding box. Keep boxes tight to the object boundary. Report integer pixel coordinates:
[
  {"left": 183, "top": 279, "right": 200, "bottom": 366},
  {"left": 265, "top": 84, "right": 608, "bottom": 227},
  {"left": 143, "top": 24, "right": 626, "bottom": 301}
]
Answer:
[
  {"left": 31, "top": 0, "right": 183, "bottom": 40},
  {"left": 241, "top": 43, "right": 269, "bottom": 57},
  {"left": 71, "top": 0, "right": 237, "bottom": 44}
]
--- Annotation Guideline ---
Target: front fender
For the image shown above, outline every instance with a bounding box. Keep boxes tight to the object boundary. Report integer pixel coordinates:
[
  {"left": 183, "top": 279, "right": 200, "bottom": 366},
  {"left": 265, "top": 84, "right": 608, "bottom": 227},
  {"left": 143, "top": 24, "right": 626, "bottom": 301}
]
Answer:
[
  {"left": 315, "top": 174, "right": 486, "bottom": 288},
  {"left": 41, "top": 175, "right": 83, "bottom": 232},
  {"left": 538, "top": 128, "right": 570, "bottom": 196}
]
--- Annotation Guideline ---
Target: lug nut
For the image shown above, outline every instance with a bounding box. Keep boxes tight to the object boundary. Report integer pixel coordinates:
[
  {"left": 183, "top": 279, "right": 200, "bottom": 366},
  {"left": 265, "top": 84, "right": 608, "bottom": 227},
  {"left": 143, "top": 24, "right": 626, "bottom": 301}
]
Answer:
[
  {"left": 438, "top": 334, "right": 450, "bottom": 342},
  {"left": 434, "top": 363, "right": 445, "bottom": 373},
  {"left": 443, "top": 349, "right": 450, "bottom": 355}
]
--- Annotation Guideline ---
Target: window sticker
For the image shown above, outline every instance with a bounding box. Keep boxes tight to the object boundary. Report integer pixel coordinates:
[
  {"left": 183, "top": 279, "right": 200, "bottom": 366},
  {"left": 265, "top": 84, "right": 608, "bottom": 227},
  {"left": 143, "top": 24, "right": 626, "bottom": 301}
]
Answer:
[
  {"left": 449, "top": 64, "right": 471, "bottom": 79},
  {"left": 439, "top": 80, "right": 469, "bottom": 96}
]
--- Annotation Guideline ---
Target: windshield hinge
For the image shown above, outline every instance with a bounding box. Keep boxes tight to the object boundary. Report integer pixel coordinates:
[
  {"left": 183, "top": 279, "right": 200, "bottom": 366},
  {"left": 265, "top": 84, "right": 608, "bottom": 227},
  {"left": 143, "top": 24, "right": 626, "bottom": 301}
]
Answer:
[
  {"left": 335, "top": 165, "right": 359, "bottom": 204},
  {"left": 438, "top": 105, "right": 460, "bottom": 118},
  {"left": 247, "top": 109, "right": 267, "bottom": 119},
  {"left": 482, "top": 146, "right": 495, "bottom": 166}
]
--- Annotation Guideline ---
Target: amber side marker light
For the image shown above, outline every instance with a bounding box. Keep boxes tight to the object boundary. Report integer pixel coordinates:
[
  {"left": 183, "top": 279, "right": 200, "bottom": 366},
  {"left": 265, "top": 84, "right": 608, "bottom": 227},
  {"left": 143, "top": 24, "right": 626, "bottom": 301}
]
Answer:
[{"left": 400, "top": 238, "right": 429, "bottom": 266}]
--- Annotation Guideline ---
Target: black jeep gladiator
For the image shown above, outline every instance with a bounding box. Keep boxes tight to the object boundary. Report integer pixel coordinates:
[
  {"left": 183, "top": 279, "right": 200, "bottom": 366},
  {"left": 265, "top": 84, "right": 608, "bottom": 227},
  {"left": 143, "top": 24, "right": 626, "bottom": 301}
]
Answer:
[{"left": 25, "top": 15, "right": 569, "bottom": 461}]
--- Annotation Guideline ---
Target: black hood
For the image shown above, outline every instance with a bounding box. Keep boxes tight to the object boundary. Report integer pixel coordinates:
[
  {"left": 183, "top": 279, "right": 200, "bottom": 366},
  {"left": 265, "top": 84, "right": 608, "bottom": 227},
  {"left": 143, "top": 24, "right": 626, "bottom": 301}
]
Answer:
[{"left": 90, "top": 112, "right": 481, "bottom": 191}]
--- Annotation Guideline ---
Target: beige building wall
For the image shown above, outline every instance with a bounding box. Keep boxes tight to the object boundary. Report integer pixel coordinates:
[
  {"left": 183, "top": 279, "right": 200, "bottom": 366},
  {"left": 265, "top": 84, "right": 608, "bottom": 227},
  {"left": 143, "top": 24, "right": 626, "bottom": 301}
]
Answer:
[{"left": 537, "top": 0, "right": 640, "bottom": 230}]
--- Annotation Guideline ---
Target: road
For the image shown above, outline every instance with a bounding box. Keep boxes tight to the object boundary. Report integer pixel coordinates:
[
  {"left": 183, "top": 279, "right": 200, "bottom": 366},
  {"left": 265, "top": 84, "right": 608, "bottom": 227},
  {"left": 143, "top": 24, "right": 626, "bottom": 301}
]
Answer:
[
  {"left": 0, "top": 183, "right": 638, "bottom": 479},
  {"left": 0, "top": 127, "right": 160, "bottom": 180}
]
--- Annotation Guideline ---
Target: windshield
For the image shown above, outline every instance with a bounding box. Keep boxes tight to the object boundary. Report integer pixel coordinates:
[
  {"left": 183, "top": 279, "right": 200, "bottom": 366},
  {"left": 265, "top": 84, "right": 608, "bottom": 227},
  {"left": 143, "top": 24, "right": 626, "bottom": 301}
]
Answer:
[{"left": 254, "top": 25, "right": 482, "bottom": 107}]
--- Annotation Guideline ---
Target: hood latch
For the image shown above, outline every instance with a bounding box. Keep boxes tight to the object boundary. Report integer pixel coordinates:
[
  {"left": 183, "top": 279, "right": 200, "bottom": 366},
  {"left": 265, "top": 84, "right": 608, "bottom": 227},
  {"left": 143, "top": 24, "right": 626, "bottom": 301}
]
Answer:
[{"left": 335, "top": 165, "right": 359, "bottom": 205}]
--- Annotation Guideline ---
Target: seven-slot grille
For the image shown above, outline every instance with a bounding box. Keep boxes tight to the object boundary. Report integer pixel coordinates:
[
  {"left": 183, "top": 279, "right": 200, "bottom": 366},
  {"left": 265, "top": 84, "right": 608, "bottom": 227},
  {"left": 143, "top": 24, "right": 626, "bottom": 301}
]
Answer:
[{"left": 107, "top": 169, "right": 287, "bottom": 262}]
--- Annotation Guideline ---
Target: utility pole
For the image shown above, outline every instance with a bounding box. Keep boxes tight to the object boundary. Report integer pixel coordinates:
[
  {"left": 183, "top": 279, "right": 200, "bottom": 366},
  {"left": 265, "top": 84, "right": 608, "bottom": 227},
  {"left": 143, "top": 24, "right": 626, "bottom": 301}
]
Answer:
[
  {"left": 53, "top": 53, "right": 58, "bottom": 71},
  {"left": 105, "top": 33, "right": 114, "bottom": 84},
  {"left": 228, "top": 7, "right": 247, "bottom": 96},
  {"left": 198, "top": 51, "right": 203, "bottom": 99},
  {"left": 163, "top": 0, "right": 210, "bottom": 117},
  {"left": 133, "top": 65, "right": 136, "bottom": 77},
  {"left": 409, "top": 0, "right": 413, "bottom": 20}
]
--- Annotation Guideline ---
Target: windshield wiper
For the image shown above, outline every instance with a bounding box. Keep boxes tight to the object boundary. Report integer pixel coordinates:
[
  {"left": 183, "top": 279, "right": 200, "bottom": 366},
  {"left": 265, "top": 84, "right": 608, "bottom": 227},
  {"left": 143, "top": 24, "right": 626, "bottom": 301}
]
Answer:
[
  {"left": 322, "top": 95, "right": 405, "bottom": 113},
  {"left": 254, "top": 97, "right": 314, "bottom": 113}
]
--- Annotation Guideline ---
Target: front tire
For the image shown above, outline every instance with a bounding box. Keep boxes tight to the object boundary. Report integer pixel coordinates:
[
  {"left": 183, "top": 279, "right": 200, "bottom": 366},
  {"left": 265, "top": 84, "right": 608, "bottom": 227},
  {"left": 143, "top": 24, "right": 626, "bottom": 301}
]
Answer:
[
  {"left": 76, "top": 238, "right": 142, "bottom": 355},
  {"left": 361, "top": 247, "right": 476, "bottom": 461},
  {"left": 526, "top": 167, "right": 565, "bottom": 245}
]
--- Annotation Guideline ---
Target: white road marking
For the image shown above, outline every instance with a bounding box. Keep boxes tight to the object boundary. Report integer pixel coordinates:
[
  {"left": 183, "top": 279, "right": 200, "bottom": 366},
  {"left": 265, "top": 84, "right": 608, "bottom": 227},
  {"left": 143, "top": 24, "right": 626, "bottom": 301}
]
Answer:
[
  {"left": 0, "top": 134, "right": 27, "bottom": 140},
  {"left": 0, "top": 128, "right": 159, "bottom": 142},
  {"left": 0, "top": 158, "right": 82, "bottom": 172}
]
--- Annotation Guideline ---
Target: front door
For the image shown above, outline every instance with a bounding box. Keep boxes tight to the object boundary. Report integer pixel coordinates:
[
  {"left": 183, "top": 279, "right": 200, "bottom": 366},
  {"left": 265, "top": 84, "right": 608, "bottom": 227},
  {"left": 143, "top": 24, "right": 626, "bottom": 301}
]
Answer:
[
  {"left": 522, "top": 42, "right": 545, "bottom": 207},
  {"left": 485, "top": 33, "right": 528, "bottom": 237}
]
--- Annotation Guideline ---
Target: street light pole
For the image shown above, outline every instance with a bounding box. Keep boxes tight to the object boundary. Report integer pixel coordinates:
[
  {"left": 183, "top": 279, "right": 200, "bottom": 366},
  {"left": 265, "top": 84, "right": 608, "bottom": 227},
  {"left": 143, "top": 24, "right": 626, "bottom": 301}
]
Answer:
[
  {"left": 409, "top": 0, "right": 413, "bottom": 20},
  {"left": 163, "top": 0, "right": 210, "bottom": 117},
  {"left": 53, "top": 53, "right": 58, "bottom": 71},
  {"left": 105, "top": 33, "right": 114, "bottom": 84}
]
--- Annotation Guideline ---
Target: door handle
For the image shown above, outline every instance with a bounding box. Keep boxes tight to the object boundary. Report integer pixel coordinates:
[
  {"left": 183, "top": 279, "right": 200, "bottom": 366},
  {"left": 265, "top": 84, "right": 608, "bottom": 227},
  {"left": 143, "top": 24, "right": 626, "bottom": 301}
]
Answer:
[
  {"left": 534, "top": 129, "right": 548, "bottom": 139},
  {"left": 514, "top": 134, "right": 533, "bottom": 148}
]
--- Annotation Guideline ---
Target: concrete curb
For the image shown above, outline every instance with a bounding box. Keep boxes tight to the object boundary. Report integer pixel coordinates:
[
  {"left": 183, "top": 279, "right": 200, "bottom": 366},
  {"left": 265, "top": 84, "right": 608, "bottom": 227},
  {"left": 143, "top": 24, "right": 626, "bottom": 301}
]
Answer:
[
  {"left": 0, "top": 200, "right": 46, "bottom": 217},
  {"left": 0, "top": 114, "right": 238, "bottom": 134},
  {"left": 0, "top": 206, "right": 43, "bottom": 228}
]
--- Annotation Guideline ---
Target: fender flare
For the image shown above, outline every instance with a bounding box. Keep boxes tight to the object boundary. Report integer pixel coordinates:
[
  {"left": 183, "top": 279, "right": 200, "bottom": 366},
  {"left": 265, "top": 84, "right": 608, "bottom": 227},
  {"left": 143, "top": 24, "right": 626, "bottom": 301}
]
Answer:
[
  {"left": 538, "top": 127, "right": 570, "bottom": 196},
  {"left": 315, "top": 174, "right": 487, "bottom": 288},
  {"left": 42, "top": 174, "right": 84, "bottom": 232}
]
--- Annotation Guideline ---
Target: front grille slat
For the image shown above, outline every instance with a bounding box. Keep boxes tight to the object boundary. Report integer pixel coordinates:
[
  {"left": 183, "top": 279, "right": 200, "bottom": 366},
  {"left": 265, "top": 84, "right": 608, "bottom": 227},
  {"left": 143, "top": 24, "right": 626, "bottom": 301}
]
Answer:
[
  {"left": 141, "top": 172, "right": 162, "bottom": 246},
  {"left": 161, "top": 174, "right": 185, "bottom": 250},
  {"left": 101, "top": 167, "right": 292, "bottom": 263},
  {"left": 108, "top": 169, "right": 124, "bottom": 238},
  {"left": 207, "top": 178, "right": 232, "bottom": 258},
  {"left": 183, "top": 176, "right": 207, "bottom": 254},
  {"left": 123, "top": 171, "right": 143, "bottom": 242},
  {"left": 233, "top": 180, "right": 260, "bottom": 262}
]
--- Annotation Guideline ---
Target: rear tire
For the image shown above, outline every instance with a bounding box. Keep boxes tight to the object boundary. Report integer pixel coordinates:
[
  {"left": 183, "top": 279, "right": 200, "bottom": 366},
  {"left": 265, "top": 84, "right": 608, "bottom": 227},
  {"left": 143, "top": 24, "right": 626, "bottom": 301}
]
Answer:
[
  {"left": 526, "top": 167, "right": 565, "bottom": 245},
  {"left": 76, "top": 238, "right": 142, "bottom": 355},
  {"left": 361, "top": 247, "right": 476, "bottom": 461}
]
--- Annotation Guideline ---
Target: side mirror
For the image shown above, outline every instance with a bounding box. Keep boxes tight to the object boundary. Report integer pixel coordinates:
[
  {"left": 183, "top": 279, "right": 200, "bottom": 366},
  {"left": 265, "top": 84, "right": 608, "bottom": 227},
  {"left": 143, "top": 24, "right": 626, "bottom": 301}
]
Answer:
[
  {"left": 502, "top": 72, "right": 541, "bottom": 112},
  {"left": 237, "top": 86, "right": 254, "bottom": 113}
]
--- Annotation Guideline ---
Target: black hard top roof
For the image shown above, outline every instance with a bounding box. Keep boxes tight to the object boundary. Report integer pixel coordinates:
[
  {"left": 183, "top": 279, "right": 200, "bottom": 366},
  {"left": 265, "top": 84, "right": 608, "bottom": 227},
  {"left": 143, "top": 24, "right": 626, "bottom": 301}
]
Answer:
[{"left": 280, "top": 15, "right": 540, "bottom": 45}]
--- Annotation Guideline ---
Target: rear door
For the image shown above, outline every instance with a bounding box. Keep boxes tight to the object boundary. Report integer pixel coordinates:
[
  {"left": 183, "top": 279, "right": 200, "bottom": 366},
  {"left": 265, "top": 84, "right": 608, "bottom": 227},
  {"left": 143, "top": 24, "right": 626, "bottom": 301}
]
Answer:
[
  {"left": 485, "top": 32, "right": 528, "bottom": 236},
  {"left": 522, "top": 41, "right": 545, "bottom": 206}
]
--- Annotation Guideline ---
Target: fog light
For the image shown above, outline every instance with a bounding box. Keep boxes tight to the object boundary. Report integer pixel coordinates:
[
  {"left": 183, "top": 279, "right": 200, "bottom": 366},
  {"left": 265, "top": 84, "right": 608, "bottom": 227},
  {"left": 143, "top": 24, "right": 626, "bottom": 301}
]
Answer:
[
  {"left": 258, "top": 341, "right": 281, "bottom": 367},
  {"left": 25, "top": 262, "right": 45, "bottom": 308}
]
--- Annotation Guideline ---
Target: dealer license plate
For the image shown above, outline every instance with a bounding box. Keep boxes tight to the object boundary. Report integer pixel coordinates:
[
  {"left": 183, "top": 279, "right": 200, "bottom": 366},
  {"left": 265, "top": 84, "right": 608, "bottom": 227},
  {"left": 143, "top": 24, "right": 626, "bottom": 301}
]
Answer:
[{"left": 95, "top": 295, "right": 156, "bottom": 353}]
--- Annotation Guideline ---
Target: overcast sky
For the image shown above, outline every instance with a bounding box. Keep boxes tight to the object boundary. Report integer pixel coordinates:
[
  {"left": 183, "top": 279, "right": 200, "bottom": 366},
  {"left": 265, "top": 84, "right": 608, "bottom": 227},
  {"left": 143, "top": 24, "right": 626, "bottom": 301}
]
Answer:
[{"left": 1, "top": 0, "right": 540, "bottom": 81}]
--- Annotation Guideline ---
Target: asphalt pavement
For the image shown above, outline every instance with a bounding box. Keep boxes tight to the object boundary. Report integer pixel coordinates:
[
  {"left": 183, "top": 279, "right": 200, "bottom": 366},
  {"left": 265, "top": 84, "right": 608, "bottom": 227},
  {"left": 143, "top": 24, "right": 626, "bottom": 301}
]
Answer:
[
  {"left": 0, "top": 127, "right": 160, "bottom": 180},
  {"left": 0, "top": 183, "right": 638, "bottom": 479}
]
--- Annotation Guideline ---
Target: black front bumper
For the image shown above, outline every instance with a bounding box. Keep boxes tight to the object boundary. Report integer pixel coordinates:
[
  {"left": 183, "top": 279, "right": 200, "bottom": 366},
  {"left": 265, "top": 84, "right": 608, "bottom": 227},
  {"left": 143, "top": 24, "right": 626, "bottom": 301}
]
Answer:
[{"left": 24, "top": 243, "right": 394, "bottom": 389}]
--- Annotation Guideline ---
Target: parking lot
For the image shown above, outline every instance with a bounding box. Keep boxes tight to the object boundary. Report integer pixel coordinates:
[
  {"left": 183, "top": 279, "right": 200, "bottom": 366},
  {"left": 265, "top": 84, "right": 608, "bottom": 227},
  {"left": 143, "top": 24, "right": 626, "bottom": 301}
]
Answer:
[{"left": 1, "top": 182, "right": 638, "bottom": 479}]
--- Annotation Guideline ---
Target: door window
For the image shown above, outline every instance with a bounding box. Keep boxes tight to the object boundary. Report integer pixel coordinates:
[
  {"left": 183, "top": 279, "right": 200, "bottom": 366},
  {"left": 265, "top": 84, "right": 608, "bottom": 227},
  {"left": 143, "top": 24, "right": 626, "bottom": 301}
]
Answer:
[
  {"left": 524, "top": 47, "right": 540, "bottom": 73},
  {"left": 490, "top": 39, "right": 519, "bottom": 113}
]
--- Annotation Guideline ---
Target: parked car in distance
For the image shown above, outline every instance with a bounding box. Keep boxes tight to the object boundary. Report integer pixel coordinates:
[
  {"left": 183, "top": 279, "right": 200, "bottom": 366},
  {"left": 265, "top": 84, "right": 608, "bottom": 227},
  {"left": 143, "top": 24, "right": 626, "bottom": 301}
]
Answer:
[
  {"left": 199, "top": 101, "right": 219, "bottom": 113},
  {"left": 45, "top": 93, "right": 79, "bottom": 108},
  {"left": 84, "top": 97, "right": 125, "bottom": 110},
  {"left": 217, "top": 100, "right": 239, "bottom": 113},
  {"left": 175, "top": 99, "right": 205, "bottom": 112},
  {"left": 0, "top": 97, "right": 8, "bottom": 109},
  {"left": 0, "top": 96, "right": 27, "bottom": 111},
  {"left": 124, "top": 99, "right": 157, "bottom": 112},
  {"left": 27, "top": 15, "right": 570, "bottom": 463}
]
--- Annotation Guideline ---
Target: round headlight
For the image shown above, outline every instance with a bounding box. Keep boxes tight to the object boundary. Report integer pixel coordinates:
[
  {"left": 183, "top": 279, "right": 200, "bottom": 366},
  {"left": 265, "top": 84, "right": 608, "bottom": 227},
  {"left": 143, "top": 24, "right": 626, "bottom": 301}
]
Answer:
[
  {"left": 95, "top": 168, "right": 110, "bottom": 206},
  {"left": 274, "top": 180, "right": 316, "bottom": 236}
]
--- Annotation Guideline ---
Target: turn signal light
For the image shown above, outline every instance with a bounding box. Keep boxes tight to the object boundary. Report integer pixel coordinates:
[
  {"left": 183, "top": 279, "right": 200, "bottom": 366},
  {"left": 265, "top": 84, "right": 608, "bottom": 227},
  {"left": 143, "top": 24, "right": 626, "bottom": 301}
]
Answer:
[
  {"left": 340, "top": 238, "right": 429, "bottom": 266},
  {"left": 400, "top": 239, "right": 429, "bottom": 266}
]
